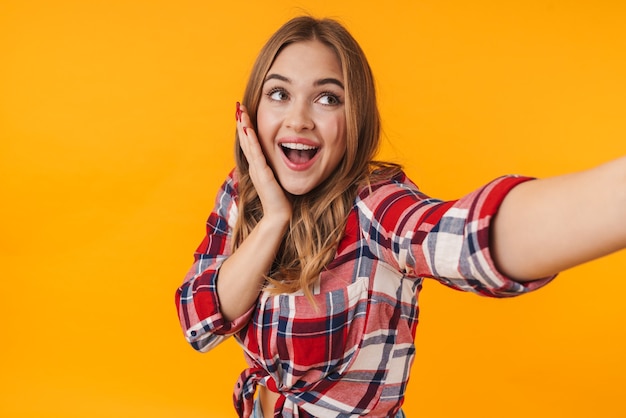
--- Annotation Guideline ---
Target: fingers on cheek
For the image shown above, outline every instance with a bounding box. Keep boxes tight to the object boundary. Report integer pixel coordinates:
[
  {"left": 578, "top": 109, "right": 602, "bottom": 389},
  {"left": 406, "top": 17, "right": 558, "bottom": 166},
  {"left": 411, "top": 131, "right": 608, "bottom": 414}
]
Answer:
[{"left": 238, "top": 135, "right": 248, "bottom": 156}]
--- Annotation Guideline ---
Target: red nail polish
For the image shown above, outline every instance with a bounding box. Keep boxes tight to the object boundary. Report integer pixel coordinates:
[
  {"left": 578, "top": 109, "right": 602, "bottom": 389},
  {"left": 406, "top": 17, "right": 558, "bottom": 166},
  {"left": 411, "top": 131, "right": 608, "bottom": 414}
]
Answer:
[
  {"left": 243, "top": 126, "right": 248, "bottom": 136},
  {"left": 236, "top": 102, "right": 241, "bottom": 121}
]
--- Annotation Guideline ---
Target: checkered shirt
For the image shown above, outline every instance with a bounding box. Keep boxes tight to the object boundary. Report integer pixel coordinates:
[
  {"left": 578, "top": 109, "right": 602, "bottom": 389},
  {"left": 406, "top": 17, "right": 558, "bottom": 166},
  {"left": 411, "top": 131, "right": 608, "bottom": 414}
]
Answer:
[{"left": 176, "top": 170, "right": 553, "bottom": 417}]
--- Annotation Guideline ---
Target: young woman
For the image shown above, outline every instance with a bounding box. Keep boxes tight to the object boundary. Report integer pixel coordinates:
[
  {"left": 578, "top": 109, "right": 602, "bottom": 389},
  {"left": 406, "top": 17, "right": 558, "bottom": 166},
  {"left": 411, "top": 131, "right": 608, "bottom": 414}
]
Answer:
[{"left": 175, "top": 16, "right": 626, "bottom": 417}]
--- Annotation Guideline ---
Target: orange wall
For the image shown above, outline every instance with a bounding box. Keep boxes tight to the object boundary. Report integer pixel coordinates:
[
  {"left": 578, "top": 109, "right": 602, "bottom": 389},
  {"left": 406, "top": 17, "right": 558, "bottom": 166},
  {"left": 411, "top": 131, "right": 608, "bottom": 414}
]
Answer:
[{"left": 1, "top": 1, "right": 625, "bottom": 417}]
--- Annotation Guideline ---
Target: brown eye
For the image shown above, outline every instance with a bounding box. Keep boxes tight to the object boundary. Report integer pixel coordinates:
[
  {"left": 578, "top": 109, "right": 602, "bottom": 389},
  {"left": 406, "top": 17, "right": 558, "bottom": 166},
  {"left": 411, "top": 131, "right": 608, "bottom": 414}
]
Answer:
[
  {"left": 267, "top": 88, "right": 289, "bottom": 101},
  {"left": 318, "top": 92, "right": 342, "bottom": 106}
]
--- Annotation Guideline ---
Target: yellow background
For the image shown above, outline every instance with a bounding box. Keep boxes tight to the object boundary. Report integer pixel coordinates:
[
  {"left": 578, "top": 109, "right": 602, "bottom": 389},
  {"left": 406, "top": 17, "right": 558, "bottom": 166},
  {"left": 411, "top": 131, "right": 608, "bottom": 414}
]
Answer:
[{"left": 2, "top": 1, "right": 625, "bottom": 417}]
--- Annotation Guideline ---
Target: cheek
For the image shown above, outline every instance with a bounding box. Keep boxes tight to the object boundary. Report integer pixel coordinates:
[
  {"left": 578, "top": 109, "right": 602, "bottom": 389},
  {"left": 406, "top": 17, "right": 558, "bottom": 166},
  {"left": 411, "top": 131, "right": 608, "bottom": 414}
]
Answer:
[
  {"left": 322, "top": 116, "right": 348, "bottom": 172},
  {"left": 255, "top": 109, "right": 277, "bottom": 149},
  {"left": 332, "top": 116, "right": 348, "bottom": 169},
  {"left": 323, "top": 114, "right": 347, "bottom": 148}
]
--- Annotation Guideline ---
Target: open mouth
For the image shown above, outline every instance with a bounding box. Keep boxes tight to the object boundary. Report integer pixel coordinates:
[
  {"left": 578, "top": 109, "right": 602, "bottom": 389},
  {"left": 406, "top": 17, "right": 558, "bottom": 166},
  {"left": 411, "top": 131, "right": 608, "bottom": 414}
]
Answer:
[{"left": 280, "top": 143, "right": 319, "bottom": 165}]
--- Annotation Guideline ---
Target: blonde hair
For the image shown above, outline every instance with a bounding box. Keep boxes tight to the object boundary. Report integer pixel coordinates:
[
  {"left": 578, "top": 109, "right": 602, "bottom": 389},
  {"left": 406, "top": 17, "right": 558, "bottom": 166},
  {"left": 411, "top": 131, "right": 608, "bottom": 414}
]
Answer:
[{"left": 233, "top": 16, "right": 400, "bottom": 299}]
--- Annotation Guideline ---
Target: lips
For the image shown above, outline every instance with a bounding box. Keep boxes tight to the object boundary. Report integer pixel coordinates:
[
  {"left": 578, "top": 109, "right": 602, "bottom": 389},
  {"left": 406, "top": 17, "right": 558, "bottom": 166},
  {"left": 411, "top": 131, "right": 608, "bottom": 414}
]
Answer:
[
  {"left": 280, "top": 142, "right": 319, "bottom": 164},
  {"left": 277, "top": 138, "right": 321, "bottom": 171}
]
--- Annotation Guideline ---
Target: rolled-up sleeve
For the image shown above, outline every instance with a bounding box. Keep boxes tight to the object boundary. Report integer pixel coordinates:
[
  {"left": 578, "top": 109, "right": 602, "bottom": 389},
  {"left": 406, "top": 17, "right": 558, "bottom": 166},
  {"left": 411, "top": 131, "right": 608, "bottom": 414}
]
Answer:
[
  {"left": 359, "top": 174, "right": 554, "bottom": 297},
  {"left": 175, "top": 171, "right": 254, "bottom": 352}
]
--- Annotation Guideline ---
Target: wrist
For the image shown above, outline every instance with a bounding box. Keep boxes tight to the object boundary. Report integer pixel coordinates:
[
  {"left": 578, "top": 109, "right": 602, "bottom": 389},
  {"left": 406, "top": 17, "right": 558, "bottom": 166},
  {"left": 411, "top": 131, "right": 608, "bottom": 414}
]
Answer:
[{"left": 259, "top": 212, "right": 291, "bottom": 234}]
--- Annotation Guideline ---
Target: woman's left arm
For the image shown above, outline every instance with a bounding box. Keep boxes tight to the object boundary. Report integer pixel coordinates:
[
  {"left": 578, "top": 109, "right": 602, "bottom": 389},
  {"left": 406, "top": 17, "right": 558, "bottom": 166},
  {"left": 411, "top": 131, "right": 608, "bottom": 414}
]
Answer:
[{"left": 492, "top": 156, "right": 626, "bottom": 282}]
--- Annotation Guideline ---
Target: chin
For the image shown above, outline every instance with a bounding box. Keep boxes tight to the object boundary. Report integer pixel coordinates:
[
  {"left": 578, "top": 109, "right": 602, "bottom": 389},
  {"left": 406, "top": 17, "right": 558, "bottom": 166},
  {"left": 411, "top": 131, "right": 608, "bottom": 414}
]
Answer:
[
  {"left": 283, "top": 185, "right": 313, "bottom": 196},
  {"left": 278, "top": 178, "right": 318, "bottom": 196}
]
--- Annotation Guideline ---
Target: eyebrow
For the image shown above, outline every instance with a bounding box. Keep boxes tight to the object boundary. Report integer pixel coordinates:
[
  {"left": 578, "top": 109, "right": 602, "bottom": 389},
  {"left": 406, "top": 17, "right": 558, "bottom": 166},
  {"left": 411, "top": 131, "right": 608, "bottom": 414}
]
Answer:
[{"left": 264, "top": 73, "right": 344, "bottom": 89}]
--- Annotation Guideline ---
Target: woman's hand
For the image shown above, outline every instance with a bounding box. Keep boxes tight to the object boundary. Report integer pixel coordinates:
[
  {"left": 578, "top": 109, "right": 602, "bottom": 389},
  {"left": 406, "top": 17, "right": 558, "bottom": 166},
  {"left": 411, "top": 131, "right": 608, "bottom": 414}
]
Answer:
[
  {"left": 213, "top": 103, "right": 293, "bottom": 322},
  {"left": 237, "top": 102, "right": 292, "bottom": 225}
]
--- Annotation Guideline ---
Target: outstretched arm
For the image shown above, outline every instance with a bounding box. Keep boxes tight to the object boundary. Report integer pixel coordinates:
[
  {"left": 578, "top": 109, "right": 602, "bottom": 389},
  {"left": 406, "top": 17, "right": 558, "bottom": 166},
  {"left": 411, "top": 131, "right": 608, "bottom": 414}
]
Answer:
[{"left": 492, "top": 156, "right": 626, "bottom": 281}]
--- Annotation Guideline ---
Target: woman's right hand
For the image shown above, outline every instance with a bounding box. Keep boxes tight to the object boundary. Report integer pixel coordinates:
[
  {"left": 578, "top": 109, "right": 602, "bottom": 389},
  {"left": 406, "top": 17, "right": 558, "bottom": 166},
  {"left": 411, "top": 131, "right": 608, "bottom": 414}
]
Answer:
[
  {"left": 236, "top": 102, "right": 292, "bottom": 225},
  {"left": 213, "top": 103, "right": 293, "bottom": 322}
]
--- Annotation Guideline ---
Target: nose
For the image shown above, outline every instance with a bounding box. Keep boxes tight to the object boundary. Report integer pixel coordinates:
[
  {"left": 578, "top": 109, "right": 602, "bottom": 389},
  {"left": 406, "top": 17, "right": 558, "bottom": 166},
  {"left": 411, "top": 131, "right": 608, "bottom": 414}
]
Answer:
[{"left": 285, "top": 100, "right": 314, "bottom": 131}]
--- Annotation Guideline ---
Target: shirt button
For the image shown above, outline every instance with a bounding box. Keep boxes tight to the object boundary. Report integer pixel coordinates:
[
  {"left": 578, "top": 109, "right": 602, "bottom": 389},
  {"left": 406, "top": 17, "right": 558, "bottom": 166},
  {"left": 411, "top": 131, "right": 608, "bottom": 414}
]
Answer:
[{"left": 190, "top": 330, "right": 197, "bottom": 337}]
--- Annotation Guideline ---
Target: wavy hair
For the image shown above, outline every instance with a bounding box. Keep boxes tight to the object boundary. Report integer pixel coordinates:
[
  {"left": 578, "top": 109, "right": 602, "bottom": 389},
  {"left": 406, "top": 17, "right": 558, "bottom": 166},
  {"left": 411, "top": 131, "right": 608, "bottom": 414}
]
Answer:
[{"left": 232, "top": 16, "right": 400, "bottom": 300}]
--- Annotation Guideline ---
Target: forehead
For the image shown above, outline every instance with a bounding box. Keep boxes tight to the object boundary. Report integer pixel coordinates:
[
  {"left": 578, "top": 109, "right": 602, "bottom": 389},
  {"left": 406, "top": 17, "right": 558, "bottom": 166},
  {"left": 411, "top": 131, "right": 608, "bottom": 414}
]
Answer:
[{"left": 268, "top": 40, "right": 343, "bottom": 81}]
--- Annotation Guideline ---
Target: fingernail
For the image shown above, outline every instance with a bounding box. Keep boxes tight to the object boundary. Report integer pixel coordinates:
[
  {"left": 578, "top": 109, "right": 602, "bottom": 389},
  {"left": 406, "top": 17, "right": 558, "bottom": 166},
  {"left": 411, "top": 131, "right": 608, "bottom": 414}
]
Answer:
[
  {"left": 243, "top": 127, "right": 248, "bottom": 136},
  {"left": 235, "top": 102, "right": 241, "bottom": 121}
]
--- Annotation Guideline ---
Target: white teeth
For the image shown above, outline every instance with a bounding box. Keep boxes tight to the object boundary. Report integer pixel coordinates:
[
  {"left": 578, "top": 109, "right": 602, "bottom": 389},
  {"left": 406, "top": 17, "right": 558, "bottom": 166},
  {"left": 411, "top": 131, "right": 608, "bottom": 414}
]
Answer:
[{"left": 281, "top": 143, "right": 318, "bottom": 150}]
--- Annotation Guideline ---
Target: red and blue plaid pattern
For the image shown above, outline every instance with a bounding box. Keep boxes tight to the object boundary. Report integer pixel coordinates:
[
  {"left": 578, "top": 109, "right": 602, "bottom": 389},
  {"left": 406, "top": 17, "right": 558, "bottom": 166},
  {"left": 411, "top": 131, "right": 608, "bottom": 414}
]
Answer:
[{"left": 176, "top": 170, "right": 553, "bottom": 417}]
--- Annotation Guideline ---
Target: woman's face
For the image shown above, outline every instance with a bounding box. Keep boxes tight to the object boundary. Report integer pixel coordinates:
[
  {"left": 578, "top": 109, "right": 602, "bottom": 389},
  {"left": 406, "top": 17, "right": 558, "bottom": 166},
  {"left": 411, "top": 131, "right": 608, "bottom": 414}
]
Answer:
[{"left": 256, "top": 40, "right": 347, "bottom": 196}]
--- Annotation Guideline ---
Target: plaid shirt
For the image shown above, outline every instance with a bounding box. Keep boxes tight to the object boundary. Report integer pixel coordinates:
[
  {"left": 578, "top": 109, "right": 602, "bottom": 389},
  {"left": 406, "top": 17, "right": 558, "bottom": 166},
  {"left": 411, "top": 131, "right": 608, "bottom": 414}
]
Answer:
[{"left": 176, "top": 170, "right": 552, "bottom": 417}]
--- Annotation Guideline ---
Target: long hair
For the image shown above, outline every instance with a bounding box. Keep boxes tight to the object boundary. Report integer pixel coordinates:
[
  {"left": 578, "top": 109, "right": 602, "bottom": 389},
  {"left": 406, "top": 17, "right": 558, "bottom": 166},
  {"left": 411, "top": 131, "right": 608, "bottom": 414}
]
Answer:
[{"left": 232, "top": 16, "right": 400, "bottom": 299}]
